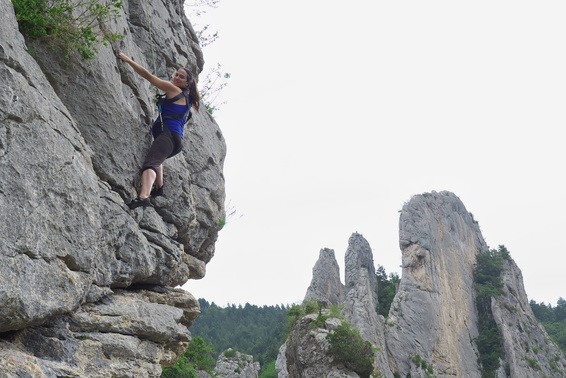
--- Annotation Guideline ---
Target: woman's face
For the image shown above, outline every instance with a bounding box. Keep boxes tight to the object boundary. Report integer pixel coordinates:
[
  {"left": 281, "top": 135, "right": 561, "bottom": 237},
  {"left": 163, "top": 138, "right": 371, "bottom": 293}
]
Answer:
[{"left": 172, "top": 68, "right": 189, "bottom": 88}]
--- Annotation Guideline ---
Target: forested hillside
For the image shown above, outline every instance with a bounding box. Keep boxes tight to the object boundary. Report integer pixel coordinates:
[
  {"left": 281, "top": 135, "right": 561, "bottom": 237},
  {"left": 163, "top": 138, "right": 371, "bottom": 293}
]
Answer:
[
  {"left": 530, "top": 298, "right": 566, "bottom": 354},
  {"left": 189, "top": 299, "right": 289, "bottom": 371}
]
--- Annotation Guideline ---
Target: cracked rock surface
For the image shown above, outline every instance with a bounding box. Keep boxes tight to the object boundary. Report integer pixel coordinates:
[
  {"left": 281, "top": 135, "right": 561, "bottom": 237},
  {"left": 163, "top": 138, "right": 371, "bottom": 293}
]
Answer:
[{"left": 0, "top": 0, "right": 224, "bottom": 375}]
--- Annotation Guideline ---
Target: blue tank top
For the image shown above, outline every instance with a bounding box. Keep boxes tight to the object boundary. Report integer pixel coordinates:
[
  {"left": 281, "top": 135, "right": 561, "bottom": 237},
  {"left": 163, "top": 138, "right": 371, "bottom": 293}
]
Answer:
[{"left": 152, "top": 101, "right": 189, "bottom": 139}]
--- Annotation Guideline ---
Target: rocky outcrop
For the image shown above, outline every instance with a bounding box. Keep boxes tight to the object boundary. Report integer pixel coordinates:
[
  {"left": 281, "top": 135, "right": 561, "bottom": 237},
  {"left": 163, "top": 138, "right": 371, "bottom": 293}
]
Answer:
[
  {"left": 343, "top": 234, "right": 392, "bottom": 377},
  {"left": 282, "top": 314, "right": 359, "bottom": 378},
  {"left": 214, "top": 349, "right": 260, "bottom": 378},
  {"left": 280, "top": 191, "right": 566, "bottom": 377},
  {"left": 492, "top": 257, "right": 566, "bottom": 377},
  {"left": 0, "top": 0, "right": 225, "bottom": 375},
  {"left": 386, "top": 191, "right": 486, "bottom": 377},
  {"left": 304, "top": 248, "right": 345, "bottom": 305},
  {"left": 281, "top": 233, "right": 393, "bottom": 377}
]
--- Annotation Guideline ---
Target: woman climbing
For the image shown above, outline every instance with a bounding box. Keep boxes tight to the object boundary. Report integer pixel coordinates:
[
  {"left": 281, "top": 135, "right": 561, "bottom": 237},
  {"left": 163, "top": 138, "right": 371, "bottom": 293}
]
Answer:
[{"left": 117, "top": 52, "right": 200, "bottom": 209}]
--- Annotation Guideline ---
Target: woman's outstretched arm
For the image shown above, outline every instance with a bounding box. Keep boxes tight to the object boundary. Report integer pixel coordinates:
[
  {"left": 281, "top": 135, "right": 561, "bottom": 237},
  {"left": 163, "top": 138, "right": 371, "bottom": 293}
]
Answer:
[{"left": 117, "top": 53, "right": 180, "bottom": 97}]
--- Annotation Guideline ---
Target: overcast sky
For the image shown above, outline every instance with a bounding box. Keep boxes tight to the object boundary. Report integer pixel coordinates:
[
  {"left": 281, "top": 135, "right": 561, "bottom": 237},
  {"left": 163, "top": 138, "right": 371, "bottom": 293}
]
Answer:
[{"left": 181, "top": 0, "right": 566, "bottom": 307}]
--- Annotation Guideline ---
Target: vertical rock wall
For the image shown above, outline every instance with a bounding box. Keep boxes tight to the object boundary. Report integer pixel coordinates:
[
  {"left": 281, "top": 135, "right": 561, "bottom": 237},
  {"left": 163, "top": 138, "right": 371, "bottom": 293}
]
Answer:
[
  {"left": 492, "top": 257, "right": 566, "bottom": 377},
  {"left": 386, "top": 191, "right": 486, "bottom": 377},
  {"left": 0, "top": 0, "right": 225, "bottom": 375}
]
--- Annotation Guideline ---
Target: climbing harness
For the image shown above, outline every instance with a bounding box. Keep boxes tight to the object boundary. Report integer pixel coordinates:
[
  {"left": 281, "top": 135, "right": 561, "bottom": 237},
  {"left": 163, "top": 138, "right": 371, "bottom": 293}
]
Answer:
[
  {"left": 143, "top": 0, "right": 192, "bottom": 132},
  {"left": 154, "top": 91, "right": 192, "bottom": 133}
]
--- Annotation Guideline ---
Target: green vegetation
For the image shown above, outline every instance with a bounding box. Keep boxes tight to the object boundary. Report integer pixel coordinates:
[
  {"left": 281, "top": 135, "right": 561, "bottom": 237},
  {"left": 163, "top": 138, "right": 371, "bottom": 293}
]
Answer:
[
  {"left": 258, "top": 361, "right": 278, "bottom": 378},
  {"left": 286, "top": 300, "right": 343, "bottom": 331},
  {"left": 161, "top": 336, "right": 215, "bottom": 378},
  {"left": 412, "top": 354, "right": 434, "bottom": 376},
  {"left": 474, "top": 245, "right": 510, "bottom": 378},
  {"left": 530, "top": 297, "right": 566, "bottom": 355},
  {"left": 376, "top": 265, "right": 400, "bottom": 317},
  {"left": 287, "top": 300, "right": 375, "bottom": 377},
  {"left": 327, "top": 322, "right": 375, "bottom": 378},
  {"left": 190, "top": 299, "right": 289, "bottom": 375},
  {"left": 11, "top": 0, "right": 123, "bottom": 60}
]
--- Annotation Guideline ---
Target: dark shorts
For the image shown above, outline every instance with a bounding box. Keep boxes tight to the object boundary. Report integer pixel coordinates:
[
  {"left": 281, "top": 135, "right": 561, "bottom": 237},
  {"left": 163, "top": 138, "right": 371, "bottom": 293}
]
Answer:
[{"left": 141, "top": 127, "right": 183, "bottom": 173}]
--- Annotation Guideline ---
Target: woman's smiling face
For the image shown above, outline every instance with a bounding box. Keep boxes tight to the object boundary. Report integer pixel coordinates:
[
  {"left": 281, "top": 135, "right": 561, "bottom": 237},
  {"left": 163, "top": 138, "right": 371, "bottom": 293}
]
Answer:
[{"left": 172, "top": 68, "right": 188, "bottom": 88}]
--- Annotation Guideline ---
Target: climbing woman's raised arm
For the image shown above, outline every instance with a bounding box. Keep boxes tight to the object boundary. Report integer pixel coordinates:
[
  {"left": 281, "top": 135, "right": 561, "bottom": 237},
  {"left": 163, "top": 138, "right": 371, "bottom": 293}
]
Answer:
[{"left": 117, "top": 53, "right": 180, "bottom": 96}]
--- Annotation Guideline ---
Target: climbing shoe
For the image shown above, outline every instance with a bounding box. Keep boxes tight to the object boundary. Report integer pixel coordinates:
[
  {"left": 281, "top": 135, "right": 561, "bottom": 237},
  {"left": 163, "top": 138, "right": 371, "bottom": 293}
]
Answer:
[
  {"left": 128, "top": 196, "right": 151, "bottom": 209},
  {"left": 150, "top": 185, "right": 164, "bottom": 198}
]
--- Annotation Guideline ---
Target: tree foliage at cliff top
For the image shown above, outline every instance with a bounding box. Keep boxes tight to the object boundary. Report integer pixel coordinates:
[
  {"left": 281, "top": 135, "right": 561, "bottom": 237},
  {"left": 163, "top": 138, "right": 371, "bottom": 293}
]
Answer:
[{"left": 11, "top": 0, "right": 123, "bottom": 60}]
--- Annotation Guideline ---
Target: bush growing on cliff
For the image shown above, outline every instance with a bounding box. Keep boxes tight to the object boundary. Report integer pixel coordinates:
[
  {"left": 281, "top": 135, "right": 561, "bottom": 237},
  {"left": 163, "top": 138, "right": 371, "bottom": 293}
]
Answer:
[
  {"left": 12, "top": 0, "right": 123, "bottom": 60},
  {"left": 162, "top": 336, "right": 215, "bottom": 377},
  {"left": 327, "top": 322, "right": 374, "bottom": 378}
]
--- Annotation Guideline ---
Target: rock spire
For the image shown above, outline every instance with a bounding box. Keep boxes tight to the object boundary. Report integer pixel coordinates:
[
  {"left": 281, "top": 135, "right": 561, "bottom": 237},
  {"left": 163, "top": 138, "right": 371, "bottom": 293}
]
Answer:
[{"left": 279, "top": 191, "right": 566, "bottom": 377}]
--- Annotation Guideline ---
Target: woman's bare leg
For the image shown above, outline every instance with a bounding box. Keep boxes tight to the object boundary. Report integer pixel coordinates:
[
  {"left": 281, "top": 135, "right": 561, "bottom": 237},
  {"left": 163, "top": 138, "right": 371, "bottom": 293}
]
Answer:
[
  {"left": 139, "top": 168, "right": 157, "bottom": 199},
  {"left": 155, "top": 164, "right": 164, "bottom": 189}
]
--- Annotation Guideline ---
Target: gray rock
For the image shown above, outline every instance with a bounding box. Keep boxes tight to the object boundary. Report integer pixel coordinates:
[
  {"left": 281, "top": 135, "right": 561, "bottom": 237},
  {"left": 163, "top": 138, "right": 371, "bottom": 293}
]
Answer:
[
  {"left": 214, "top": 349, "right": 260, "bottom": 378},
  {"left": 492, "top": 257, "right": 566, "bottom": 377},
  {"left": 0, "top": 0, "right": 225, "bottom": 375},
  {"left": 284, "top": 233, "right": 393, "bottom": 377},
  {"left": 344, "top": 233, "right": 393, "bottom": 378},
  {"left": 275, "top": 341, "right": 290, "bottom": 378},
  {"left": 386, "top": 191, "right": 485, "bottom": 377},
  {"left": 284, "top": 315, "right": 360, "bottom": 378},
  {"left": 282, "top": 191, "right": 566, "bottom": 377},
  {"left": 304, "top": 248, "right": 345, "bottom": 305}
]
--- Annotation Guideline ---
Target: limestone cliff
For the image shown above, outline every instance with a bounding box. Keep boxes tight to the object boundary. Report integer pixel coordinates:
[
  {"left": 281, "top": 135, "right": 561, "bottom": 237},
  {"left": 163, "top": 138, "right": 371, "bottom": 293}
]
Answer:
[
  {"left": 304, "top": 248, "right": 345, "bottom": 305},
  {"left": 386, "top": 191, "right": 486, "bottom": 377},
  {"left": 279, "top": 191, "right": 566, "bottom": 377},
  {"left": 0, "top": 0, "right": 225, "bottom": 376}
]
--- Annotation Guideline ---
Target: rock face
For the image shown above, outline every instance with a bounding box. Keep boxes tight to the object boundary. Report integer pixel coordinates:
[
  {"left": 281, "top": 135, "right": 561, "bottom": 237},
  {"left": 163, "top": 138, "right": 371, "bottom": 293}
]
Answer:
[
  {"left": 386, "top": 191, "right": 486, "bottom": 377},
  {"left": 492, "top": 257, "right": 566, "bottom": 377},
  {"left": 279, "top": 191, "right": 566, "bottom": 378},
  {"left": 304, "top": 248, "right": 345, "bottom": 305},
  {"left": 214, "top": 349, "right": 261, "bottom": 378},
  {"left": 280, "top": 233, "right": 393, "bottom": 377},
  {"left": 0, "top": 0, "right": 225, "bottom": 376},
  {"left": 282, "top": 314, "right": 359, "bottom": 378}
]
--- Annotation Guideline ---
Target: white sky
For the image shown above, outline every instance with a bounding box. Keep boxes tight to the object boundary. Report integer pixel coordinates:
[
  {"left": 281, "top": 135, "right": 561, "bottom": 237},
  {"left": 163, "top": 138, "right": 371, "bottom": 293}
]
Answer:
[{"left": 182, "top": 0, "right": 566, "bottom": 307}]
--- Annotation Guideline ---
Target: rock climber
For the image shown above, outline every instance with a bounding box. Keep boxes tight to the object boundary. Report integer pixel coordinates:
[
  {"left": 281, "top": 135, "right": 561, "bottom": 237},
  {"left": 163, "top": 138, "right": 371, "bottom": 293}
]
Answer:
[{"left": 117, "top": 52, "right": 200, "bottom": 209}]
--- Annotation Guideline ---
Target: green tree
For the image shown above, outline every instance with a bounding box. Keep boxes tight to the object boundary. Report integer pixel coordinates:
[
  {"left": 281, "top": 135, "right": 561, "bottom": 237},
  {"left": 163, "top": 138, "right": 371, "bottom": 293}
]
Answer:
[
  {"left": 162, "top": 336, "right": 214, "bottom": 377},
  {"left": 531, "top": 298, "right": 566, "bottom": 355},
  {"left": 11, "top": 0, "right": 123, "bottom": 60},
  {"left": 258, "top": 361, "right": 278, "bottom": 378},
  {"left": 190, "top": 299, "right": 289, "bottom": 375},
  {"left": 473, "top": 246, "right": 509, "bottom": 378},
  {"left": 376, "top": 265, "right": 400, "bottom": 317}
]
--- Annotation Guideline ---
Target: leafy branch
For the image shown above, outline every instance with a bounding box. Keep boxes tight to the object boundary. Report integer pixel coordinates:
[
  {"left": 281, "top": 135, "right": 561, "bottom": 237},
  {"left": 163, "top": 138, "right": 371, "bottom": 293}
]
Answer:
[
  {"left": 200, "top": 63, "right": 230, "bottom": 115},
  {"left": 186, "top": 0, "right": 230, "bottom": 114},
  {"left": 12, "top": 0, "right": 123, "bottom": 60}
]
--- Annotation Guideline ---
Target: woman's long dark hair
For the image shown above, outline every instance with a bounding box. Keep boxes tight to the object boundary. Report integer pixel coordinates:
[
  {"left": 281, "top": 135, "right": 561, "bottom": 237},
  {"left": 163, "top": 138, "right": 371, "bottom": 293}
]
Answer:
[{"left": 181, "top": 67, "right": 200, "bottom": 112}]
